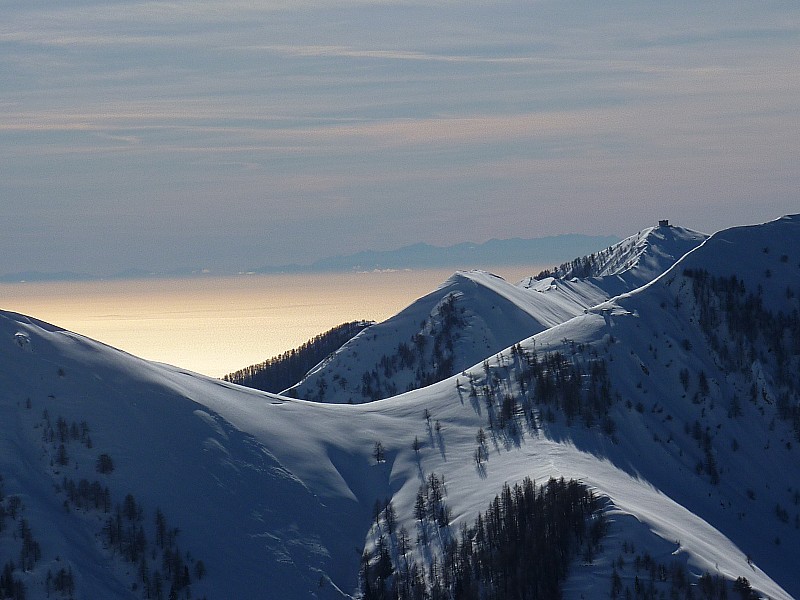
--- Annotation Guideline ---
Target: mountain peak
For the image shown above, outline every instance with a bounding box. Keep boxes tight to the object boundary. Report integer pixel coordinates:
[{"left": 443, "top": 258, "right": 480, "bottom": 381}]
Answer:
[{"left": 529, "top": 222, "right": 708, "bottom": 297}]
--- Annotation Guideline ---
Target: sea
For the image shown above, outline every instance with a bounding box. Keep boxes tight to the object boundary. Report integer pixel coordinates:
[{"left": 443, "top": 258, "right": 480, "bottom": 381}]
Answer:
[{"left": 0, "top": 267, "right": 544, "bottom": 378}]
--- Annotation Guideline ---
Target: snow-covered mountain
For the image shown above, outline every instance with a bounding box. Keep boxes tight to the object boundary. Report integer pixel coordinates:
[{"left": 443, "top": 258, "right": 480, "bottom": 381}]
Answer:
[
  {"left": 522, "top": 222, "right": 709, "bottom": 297},
  {"left": 284, "top": 270, "right": 608, "bottom": 404},
  {"left": 288, "top": 223, "right": 707, "bottom": 404},
  {"left": 0, "top": 216, "right": 797, "bottom": 600}
]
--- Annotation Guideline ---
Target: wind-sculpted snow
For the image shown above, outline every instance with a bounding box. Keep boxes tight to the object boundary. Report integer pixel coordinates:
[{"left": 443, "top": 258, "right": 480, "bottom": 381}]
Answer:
[{"left": 0, "top": 216, "right": 797, "bottom": 599}]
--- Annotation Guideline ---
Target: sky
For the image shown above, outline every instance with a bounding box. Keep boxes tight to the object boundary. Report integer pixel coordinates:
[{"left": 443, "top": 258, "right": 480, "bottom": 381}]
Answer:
[{"left": 2, "top": 0, "right": 799, "bottom": 276}]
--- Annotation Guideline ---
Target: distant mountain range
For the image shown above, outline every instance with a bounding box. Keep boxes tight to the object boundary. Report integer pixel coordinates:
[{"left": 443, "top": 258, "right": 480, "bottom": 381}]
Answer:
[
  {"left": 255, "top": 234, "right": 620, "bottom": 273},
  {"left": 0, "top": 234, "right": 619, "bottom": 282},
  {"left": 1, "top": 216, "right": 798, "bottom": 599}
]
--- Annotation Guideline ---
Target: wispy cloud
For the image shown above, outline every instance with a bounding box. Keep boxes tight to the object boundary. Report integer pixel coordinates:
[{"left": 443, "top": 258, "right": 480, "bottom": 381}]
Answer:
[{"left": 238, "top": 44, "right": 564, "bottom": 65}]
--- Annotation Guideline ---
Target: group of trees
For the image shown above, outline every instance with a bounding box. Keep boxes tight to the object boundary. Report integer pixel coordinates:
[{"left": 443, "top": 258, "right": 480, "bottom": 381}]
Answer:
[
  {"left": 101, "top": 495, "right": 203, "bottom": 599},
  {"left": 413, "top": 472, "right": 450, "bottom": 529},
  {"left": 39, "top": 410, "right": 93, "bottom": 468},
  {"left": 223, "top": 321, "right": 371, "bottom": 393},
  {"left": 463, "top": 342, "right": 617, "bottom": 444},
  {"left": 292, "top": 293, "right": 468, "bottom": 403},
  {"left": 17, "top": 519, "right": 42, "bottom": 571},
  {"left": 361, "top": 477, "right": 605, "bottom": 600},
  {"left": 608, "top": 542, "right": 760, "bottom": 600},
  {"left": 517, "top": 344, "right": 615, "bottom": 431},
  {"left": 684, "top": 268, "right": 800, "bottom": 438},
  {"left": 356, "top": 294, "right": 468, "bottom": 402},
  {"left": 61, "top": 476, "right": 112, "bottom": 513},
  {"left": 0, "top": 560, "right": 26, "bottom": 600},
  {"left": 0, "top": 474, "right": 35, "bottom": 600},
  {"left": 28, "top": 405, "right": 210, "bottom": 600},
  {"left": 535, "top": 244, "right": 617, "bottom": 280},
  {"left": 46, "top": 568, "right": 76, "bottom": 599},
  {"left": 686, "top": 419, "right": 720, "bottom": 485}
]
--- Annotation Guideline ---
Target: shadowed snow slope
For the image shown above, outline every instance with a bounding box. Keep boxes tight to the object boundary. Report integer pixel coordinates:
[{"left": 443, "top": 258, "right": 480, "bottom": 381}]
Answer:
[{"left": 0, "top": 217, "right": 796, "bottom": 600}]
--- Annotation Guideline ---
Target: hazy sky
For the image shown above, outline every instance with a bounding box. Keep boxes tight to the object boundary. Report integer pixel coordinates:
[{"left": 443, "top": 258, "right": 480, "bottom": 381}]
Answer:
[{"left": 2, "top": 0, "right": 799, "bottom": 275}]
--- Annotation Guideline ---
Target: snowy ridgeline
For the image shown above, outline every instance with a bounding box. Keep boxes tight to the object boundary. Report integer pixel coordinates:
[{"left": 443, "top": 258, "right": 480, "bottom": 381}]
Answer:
[
  {"left": 287, "top": 223, "right": 707, "bottom": 404},
  {"left": 0, "top": 215, "right": 798, "bottom": 599}
]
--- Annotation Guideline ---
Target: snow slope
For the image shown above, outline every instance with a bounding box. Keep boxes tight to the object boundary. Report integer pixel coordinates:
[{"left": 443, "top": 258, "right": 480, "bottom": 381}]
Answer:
[
  {"left": 0, "top": 217, "right": 796, "bottom": 600},
  {"left": 285, "top": 270, "right": 610, "bottom": 404}
]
